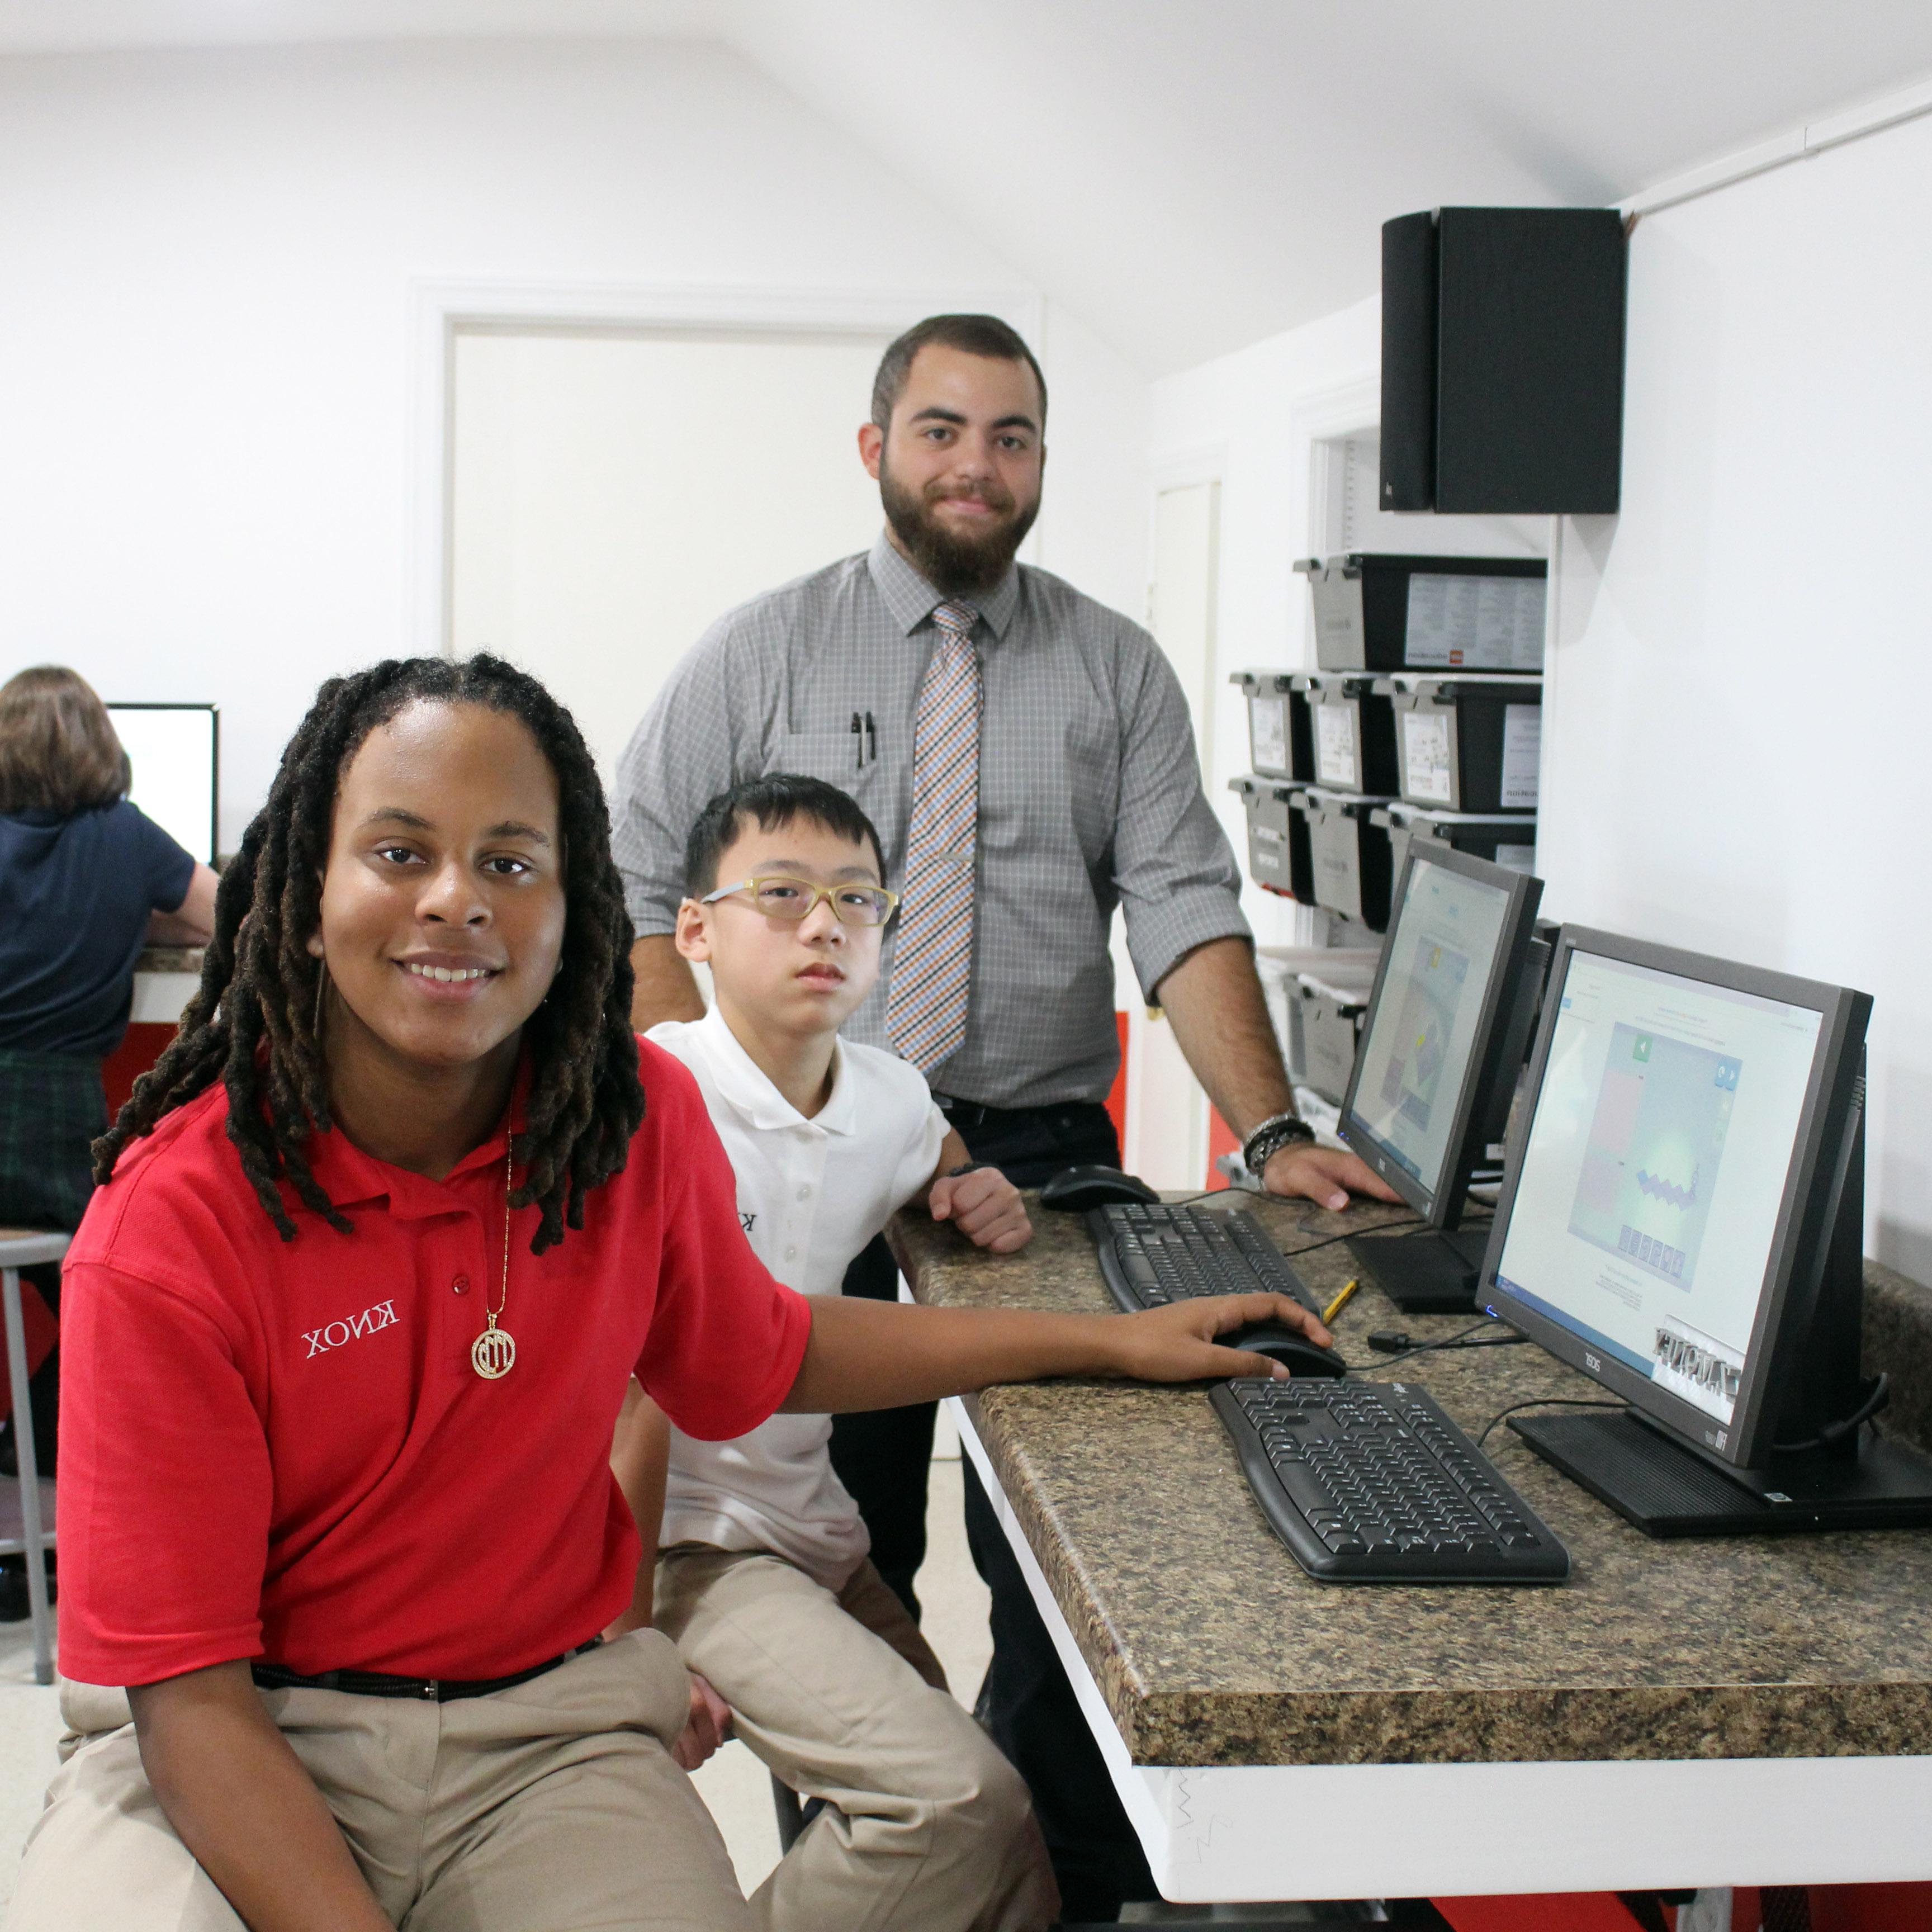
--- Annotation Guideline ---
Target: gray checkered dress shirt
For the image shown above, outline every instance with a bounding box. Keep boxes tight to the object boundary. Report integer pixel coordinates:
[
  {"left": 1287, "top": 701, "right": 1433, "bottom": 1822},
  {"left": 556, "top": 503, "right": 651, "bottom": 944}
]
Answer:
[{"left": 612, "top": 532, "right": 1250, "bottom": 1109}]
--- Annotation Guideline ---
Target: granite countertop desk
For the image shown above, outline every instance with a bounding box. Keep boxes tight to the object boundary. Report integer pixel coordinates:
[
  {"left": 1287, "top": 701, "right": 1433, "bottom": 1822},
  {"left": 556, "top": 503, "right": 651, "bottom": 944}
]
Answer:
[{"left": 889, "top": 1192, "right": 1932, "bottom": 1903}]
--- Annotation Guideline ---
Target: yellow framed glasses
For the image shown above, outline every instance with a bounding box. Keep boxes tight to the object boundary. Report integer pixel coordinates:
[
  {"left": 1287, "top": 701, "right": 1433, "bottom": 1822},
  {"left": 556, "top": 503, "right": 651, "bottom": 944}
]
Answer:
[{"left": 702, "top": 875, "right": 899, "bottom": 928}]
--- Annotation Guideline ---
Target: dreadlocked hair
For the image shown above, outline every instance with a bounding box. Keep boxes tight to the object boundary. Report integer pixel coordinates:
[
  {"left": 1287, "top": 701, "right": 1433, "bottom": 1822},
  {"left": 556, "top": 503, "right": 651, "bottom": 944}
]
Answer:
[{"left": 92, "top": 654, "right": 643, "bottom": 1255}]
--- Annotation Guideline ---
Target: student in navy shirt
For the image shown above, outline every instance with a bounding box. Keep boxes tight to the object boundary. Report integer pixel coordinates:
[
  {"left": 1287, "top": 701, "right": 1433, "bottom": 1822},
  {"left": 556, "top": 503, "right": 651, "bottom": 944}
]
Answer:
[{"left": 0, "top": 666, "right": 217, "bottom": 1517}]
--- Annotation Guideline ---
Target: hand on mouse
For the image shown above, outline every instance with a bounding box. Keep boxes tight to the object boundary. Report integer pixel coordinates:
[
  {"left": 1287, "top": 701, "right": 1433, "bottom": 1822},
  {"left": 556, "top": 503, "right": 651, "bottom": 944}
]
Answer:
[
  {"left": 1097, "top": 1292, "right": 1334, "bottom": 1384},
  {"left": 1261, "top": 1141, "right": 1401, "bottom": 1213},
  {"left": 929, "top": 1164, "right": 1033, "bottom": 1253}
]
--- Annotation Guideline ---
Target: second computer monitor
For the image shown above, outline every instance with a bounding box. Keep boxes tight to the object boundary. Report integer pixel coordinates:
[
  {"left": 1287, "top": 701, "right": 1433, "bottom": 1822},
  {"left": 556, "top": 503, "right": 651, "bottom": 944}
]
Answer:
[{"left": 1341, "top": 842, "right": 1545, "bottom": 1231}]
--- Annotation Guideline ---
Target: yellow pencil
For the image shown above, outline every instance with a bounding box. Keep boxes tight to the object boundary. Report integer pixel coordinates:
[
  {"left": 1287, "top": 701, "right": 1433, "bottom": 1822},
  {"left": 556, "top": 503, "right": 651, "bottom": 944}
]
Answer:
[{"left": 1322, "top": 1278, "right": 1360, "bottom": 1327}]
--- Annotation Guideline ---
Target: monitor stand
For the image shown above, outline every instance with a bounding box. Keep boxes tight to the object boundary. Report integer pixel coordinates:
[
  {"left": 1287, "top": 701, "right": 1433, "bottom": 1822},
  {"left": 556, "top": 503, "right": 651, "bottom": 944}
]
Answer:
[
  {"left": 1346, "top": 1226, "right": 1489, "bottom": 1314},
  {"left": 1510, "top": 1408, "right": 1932, "bottom": 1537}
]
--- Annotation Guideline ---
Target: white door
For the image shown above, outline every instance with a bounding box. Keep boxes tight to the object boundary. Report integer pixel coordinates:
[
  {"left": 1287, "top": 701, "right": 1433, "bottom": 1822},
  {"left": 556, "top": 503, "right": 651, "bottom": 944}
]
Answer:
[{"left": 449, "top": 329, "right": 889, "bottom": 790}]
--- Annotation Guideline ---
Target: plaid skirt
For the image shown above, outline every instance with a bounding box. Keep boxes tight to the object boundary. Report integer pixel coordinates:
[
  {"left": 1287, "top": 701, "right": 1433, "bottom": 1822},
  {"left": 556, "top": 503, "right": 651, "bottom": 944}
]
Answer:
[{"left": 0, "top": 1047, "right": 106, "bottom": 1236}]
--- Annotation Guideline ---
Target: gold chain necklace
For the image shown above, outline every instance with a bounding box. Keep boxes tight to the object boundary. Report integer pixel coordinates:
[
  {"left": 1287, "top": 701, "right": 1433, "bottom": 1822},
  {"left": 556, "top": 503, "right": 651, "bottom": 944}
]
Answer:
[{"left": 471, "top": 1136, "right": 517, "bottom": 1381}]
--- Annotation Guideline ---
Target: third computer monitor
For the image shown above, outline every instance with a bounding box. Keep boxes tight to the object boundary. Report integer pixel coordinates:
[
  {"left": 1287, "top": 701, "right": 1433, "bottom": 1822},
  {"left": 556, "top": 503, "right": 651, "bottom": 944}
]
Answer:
[{"left": 1480, "top": 929, "right": 1868, "bottom": 1475}]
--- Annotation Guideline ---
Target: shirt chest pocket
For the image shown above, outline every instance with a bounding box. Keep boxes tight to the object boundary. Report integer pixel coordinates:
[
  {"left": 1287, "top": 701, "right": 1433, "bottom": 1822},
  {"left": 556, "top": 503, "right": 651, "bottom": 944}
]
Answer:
[{"left": 770, "top": 728, "right": 889, "bottom": 822}]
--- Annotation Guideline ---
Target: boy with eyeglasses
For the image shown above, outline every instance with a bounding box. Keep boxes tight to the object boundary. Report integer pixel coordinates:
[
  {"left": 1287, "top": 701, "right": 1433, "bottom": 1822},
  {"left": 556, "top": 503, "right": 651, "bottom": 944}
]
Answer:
[{"left": 608, "top": 772, "right": 1058, "bottom": 1932}]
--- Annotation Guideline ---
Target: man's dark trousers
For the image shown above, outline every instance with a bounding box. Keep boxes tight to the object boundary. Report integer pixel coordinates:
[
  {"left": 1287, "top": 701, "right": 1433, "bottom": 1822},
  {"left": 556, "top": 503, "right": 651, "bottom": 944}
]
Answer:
[{"left": 827, "top": 1097, "right": 1158, "bottom": 1924}]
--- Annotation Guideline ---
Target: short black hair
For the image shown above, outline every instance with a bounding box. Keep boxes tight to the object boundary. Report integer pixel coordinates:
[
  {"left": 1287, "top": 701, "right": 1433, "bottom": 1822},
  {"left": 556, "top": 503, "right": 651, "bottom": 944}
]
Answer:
[
  {"left": 684, "top": 774, "right": 887, "bottom": 898},
  {"left": 870, "top": 314, "right": 1047, "bottom": 432}
]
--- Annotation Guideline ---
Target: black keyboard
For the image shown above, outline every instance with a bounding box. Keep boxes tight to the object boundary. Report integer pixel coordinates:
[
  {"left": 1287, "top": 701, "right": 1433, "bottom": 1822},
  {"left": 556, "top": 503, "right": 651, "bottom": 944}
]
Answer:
[
  {"left": 1086, "top": 1203, "right": 1321, "bottom": 1317},
  {"left": 1211, "top": 1377, "right": 1570, "bottom": 1584}
]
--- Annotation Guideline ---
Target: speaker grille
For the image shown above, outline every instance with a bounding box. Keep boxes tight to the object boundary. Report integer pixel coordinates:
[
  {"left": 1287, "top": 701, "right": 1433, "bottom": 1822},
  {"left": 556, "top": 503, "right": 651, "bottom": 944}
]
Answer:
[{"left": 1434, "top": 207, "right": 1626, "bottom": 514}]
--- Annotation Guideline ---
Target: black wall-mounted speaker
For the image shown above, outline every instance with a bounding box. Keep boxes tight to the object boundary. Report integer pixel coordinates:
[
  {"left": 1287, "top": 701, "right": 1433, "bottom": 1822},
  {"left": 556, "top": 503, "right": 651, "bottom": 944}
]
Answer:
[{"left": 1380, "top": 207, "right": 1627, "bottom": 516}]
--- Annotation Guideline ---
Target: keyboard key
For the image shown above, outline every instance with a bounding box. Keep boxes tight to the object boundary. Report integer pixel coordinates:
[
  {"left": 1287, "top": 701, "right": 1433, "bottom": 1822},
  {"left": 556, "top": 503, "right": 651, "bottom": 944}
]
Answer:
[{"left": 1272, "top": 1459, "right": 1338, "bottom": 1517}]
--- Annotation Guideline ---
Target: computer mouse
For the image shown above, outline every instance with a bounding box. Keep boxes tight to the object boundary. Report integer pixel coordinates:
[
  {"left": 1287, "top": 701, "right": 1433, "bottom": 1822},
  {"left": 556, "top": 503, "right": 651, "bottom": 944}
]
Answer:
[
  {"left": 1220, "top": 1321, "right": 1348, "bottom": 1379},
  {"left": 1038, "top": 1164, "right": 1162, "bottom": 1211}
]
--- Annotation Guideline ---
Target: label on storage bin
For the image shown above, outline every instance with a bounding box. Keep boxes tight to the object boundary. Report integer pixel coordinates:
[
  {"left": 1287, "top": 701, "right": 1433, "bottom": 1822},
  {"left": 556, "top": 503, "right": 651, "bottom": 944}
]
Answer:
[
  {"left": 1315, "top": 704, "right": 1357, "bottom": 786},
  {"left": 1495, "top": 842, "right": 1536, "bottom": 874},
  {"left": 1402, "top": 712, "right": 1453, "bottom": 803},
  {"left": 1500, "top": 706, "right": 1541, "bottom": 808},
  {"left": 1405, "top": 574, "right": 1546, "bottom": 671},
  {"left": 1249, "top": 694, "right": 1287, "bottom": 773}
]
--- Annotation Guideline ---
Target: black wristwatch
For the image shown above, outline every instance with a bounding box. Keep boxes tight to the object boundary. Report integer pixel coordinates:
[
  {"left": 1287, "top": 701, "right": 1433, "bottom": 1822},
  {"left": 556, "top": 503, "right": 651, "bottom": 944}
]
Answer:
[{"left": 1242, "top": 1111, "right": 1317, "bottom": 1176}]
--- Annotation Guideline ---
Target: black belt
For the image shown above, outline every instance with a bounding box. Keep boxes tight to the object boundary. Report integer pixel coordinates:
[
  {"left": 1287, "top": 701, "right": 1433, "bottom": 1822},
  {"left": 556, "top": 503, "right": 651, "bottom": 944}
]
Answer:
[
  {"left": 251, "top": 1636, "right": 601, "bottom": 1703},
  {"left": 932, "top": 1094, "right": 1108, "bottom": 1133}
]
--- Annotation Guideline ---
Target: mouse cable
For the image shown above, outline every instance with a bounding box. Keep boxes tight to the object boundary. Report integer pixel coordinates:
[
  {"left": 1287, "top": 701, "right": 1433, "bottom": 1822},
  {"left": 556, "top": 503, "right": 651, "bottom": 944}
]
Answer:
[
  {"left": 1473, "top": 1397, "right": 1629, "bottom": 1451},
  {"left": 1152, "top": 1195, "right": 1445, "bottom": 1261},
  {"left": 1152, "top": 1186, "right": 1247, "bottom": 1209},
  {"left": 1365, "top": 1328, "right": 1529, "bottom": 1358},
  {"left": 1279, "top": 1214, "right": 1426, "bottom": 1259},
  {"left": 1343, "top": 1318, "right": 1503, "bottom": 1376}
]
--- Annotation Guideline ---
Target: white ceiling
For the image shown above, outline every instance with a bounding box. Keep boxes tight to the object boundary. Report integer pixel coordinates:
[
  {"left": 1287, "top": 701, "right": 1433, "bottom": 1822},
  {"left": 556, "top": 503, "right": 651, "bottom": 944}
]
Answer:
[{"left": 7, "top": 1, "right": 1932, "bottom": 373}]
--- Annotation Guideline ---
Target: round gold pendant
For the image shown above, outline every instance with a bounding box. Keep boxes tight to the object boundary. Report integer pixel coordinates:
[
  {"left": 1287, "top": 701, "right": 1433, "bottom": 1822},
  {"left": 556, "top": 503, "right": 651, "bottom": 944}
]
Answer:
[{"left": 471, "top": 1327, "right": 517, "bottom": 1380}]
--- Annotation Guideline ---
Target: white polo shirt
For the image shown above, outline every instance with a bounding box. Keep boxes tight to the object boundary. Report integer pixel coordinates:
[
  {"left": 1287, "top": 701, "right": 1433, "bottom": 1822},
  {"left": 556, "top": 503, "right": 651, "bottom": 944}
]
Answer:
[{"left": 649, "top": 1007, "right": 949, "bottom": 1588}]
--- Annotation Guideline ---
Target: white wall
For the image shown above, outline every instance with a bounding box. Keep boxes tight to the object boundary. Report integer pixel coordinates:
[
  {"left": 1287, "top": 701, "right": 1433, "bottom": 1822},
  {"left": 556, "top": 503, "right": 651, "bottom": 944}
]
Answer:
[
  {"left": 449, "top": 330, "right": 890, "bottom": 790},
  {"left": 1149, "top": 296, "right": 1385, "bottom": 948},
  {"left": 1152, "top": 110, "right": 1932, "bottom": 1274},
  {"left": 0, "top": 39, "right": 1147, "bottom": 851},
  {"left": 1541, "top": 112, "right": 1932, "bottom": 1278}
]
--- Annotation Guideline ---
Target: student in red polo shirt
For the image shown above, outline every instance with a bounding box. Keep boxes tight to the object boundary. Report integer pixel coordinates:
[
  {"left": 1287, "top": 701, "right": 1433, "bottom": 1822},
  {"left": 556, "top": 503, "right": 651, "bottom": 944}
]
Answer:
[{"left": 10, "top": 655, "right": 1328, "bottom": 1932}]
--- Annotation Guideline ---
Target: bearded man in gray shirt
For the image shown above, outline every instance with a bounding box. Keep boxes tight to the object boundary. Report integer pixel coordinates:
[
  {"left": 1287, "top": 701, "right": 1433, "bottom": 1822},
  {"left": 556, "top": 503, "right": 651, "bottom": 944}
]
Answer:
[{"left": 614, "top": 314, "right": 1391, "bottom": 1922}]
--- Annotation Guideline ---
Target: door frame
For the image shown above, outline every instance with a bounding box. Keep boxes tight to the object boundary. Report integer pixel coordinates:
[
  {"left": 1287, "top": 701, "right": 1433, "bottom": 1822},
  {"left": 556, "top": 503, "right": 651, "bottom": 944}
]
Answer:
[{"left": 408, "top": 278, "right": 1045, "bottom": 657}]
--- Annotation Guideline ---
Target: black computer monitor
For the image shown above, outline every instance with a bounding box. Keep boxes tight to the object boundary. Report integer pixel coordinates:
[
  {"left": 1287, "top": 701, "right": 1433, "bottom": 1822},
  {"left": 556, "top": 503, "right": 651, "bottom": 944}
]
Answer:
[
  {"left": 1481, "top": 927, "right": 1932, "bottom": 1536},
  {"left": 1337, "top": 843, "right": 1545, "bottom": 1313},
  {"left": 107, "top": 703, "right": 219, "bottom": 866}
]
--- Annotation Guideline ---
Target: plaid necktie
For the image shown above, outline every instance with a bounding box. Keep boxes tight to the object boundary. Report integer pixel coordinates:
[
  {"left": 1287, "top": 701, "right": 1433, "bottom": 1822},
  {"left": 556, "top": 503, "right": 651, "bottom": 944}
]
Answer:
[{"left": 887, "top": 600, "right": 982, "bottom": 1076}]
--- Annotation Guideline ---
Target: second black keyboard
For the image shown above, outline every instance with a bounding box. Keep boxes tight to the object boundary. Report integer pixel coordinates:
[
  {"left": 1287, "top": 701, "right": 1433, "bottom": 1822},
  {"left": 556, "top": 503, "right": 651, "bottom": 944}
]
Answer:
[
  {"left": 1086, "top": 1202, "right": 1322, "bottom": 1317},
  {"left": 1211, "top": 1376, "right": 1570, "bottom": 1583}
]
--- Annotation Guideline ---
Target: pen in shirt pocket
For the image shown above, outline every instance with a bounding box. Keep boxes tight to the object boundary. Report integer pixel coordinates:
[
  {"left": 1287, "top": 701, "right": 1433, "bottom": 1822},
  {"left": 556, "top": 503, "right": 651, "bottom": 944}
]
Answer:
[{"left": 850, "top": 712, "right": 863, "bottom": 769}]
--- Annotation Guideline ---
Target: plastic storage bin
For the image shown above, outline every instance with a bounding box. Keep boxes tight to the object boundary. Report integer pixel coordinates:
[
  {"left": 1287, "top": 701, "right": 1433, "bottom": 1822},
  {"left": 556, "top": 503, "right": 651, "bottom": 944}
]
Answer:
[
  {"left": 1289, "top": 785, "right": 1396, "bottom": 932},
  {"left": 1228, "top": 776, "right": 1313, "bottom": 901},
  {"left": 1255, "top": 946, "right": 1381, "bottom": 1074},
  {"left": 1307, "top": 675, "right": 1399, "bottom": 795},
  {"left": 1295, "top": 553, "right": 1547, "bottom": 673},
  {"left": 1380, "top": 675, "right": 1541, "bottom": 814},
  {"left": 1230, "top": 671, "right": 1311, "bottom": 782},
  {"left": 1290, "top": 964, "right": 1381, "bottom": 1106},
  {"left": 1372, "top": 802, "right": 1537, "bottom": 882}
]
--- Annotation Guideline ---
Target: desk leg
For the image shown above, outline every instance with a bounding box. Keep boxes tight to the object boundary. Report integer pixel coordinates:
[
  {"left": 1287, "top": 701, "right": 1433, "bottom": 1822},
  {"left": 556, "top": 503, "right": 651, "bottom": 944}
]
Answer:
[
  {"left": 945, "top": 1399, "right": 1175, "bottom": 1878},
  {"left": 2, "top": 1267, "right": 52, "bottom": 1686}
]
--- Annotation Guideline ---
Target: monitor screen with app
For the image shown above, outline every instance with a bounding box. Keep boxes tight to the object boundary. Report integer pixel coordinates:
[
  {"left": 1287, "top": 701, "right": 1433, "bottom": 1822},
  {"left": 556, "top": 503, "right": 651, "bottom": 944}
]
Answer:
[
  {"left": 1490, "top": 947, "right": 1824, "bottom": 1431},
  {"left": 1347, "top": 854, "right": 1516, "bottom": 1208}
]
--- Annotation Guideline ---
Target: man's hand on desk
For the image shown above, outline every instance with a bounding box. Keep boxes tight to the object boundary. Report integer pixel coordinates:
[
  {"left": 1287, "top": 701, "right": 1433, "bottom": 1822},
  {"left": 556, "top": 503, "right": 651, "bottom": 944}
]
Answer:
[
  {"left": 1150, "top": 939, "right": 1401, "bottom": 1214},
  {"left": 1101, "top": 1292, "right": 1333, "bottom": 1385},
  {"left": 1261, "top": 1142, "right": 1400, "bottom": 1214}
]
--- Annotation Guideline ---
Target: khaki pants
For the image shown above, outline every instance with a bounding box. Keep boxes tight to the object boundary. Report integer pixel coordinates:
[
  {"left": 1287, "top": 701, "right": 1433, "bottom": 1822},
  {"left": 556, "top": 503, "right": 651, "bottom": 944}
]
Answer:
[
  {"left": 7, "top": 1631, "right": 751, "bottom": 1931},
  {"left": 655, "top": 1549, "right": 1058, "bottom": 1932}
]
